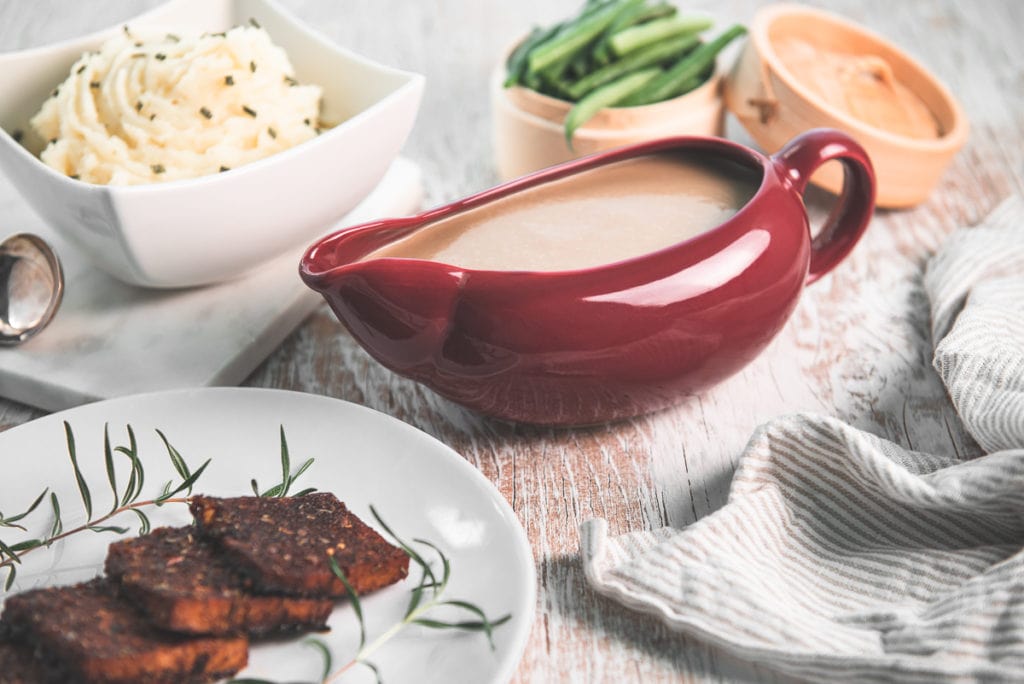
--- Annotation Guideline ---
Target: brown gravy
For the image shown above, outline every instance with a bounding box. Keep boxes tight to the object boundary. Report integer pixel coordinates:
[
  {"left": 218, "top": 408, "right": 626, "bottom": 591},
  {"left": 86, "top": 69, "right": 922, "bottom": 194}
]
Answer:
[{"left": 364, "top": 152, "right": 760, "bottom": 271}]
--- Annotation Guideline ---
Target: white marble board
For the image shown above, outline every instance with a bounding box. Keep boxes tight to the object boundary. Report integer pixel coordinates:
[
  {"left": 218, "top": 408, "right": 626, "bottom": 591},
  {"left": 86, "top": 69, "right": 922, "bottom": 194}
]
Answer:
[{"left": 0, "top": 157, "right": 423, "bottom": 412}]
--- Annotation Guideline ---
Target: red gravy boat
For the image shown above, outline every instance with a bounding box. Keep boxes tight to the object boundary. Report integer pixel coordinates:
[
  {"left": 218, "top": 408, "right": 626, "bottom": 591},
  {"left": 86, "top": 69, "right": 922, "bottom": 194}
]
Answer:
[{"left": 300, "top": 129, "right": 875, "bottom": 425}]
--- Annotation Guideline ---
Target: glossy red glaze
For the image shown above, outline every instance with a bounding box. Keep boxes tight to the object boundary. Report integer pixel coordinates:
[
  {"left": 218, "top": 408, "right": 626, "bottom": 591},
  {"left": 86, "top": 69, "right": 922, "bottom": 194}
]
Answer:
[{"left": 301, "top": 129, "right": 875, "bottom": 425}]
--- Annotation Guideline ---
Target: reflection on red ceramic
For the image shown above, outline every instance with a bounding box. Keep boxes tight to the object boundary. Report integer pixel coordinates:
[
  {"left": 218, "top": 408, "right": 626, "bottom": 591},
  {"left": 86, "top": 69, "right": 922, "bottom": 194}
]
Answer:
[{"left": 301, "top": 129, "right": 875, "bottom": 425}]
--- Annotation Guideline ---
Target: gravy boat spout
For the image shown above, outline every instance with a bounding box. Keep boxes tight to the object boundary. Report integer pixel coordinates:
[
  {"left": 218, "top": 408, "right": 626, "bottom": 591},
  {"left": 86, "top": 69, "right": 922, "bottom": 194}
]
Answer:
[
  {"left": 301, "top": 130, "right": 875, "bottom": 425},
  {"left": 303, "top": 220, "right": 465, "bottom": 371}
]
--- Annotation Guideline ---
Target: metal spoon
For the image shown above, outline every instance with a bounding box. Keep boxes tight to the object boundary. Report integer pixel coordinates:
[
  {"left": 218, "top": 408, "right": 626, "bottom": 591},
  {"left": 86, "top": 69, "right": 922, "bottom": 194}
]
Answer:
[{"left": 0, "top": 233, "right": 64, "bottom": 346}]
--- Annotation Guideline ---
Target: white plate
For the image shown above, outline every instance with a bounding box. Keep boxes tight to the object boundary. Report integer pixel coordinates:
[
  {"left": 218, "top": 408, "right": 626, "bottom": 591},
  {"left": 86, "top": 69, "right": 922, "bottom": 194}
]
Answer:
[{"left": 0, "top": 388, "right": 535, "bottom": 684}]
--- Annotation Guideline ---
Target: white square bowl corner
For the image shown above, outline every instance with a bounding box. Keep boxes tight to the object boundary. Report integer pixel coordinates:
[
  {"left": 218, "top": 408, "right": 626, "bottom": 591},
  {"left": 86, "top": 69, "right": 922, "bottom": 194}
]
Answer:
[{"left": 0, "top": 0, "right": 424, "bottom": 287}]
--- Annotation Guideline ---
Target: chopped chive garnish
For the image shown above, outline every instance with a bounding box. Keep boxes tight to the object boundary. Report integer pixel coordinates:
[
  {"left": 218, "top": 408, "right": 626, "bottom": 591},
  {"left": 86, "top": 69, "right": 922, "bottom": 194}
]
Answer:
[
  {"left": 89, "top": 81, "right": 100, "bottom": 89},
  {"left": 151, "top": 164, "right": 165, "bottom": 174},
  {"left": 219, "top": 166, "right": 230, "bottom": 172},
  {"left": 212, "top": 31, "right": 226, "bottom": 38},
  {"left": 122, "top": 24, "right": 130, "bottom": 35},
  {"left": 284, "top": 75, "right": 298, "bottom": 86},
  {"left": 150, "top": 113, "right": 156, "bottom": 121},
  {"left": 134, "top": 41, "right": 143, "bottom": 48},
  {"left": 70, "top": 174, "right": 80, "bottom": 180},
  {"left": 155, "top": 53, "right": 167, "bottom": 61},
  {"left": 166, "top": 33, "right": 180, "bottom": 42},
  {"left": 303, "top": 118, "right": 311, "bottom": 126},
  {"left": 268, "top": 127, "right": 277, "bottom": 139},
  {"left": 242, "top": 105, "right": 257, "bottom": 117},
  {"left": 200, "top": 106, "right": 213, "bottom": 119},
  {"left": 135, "top": 101, "right": 143, "bottom": 112},
  {"left": 52, "top": 88, "right": 59, "bottom": 97},
  {"left": 225, "top": 75, "right": 235, "bottom": 86},
  {"left": 12, "top": 130, "right": 23, "bottom": 143},
  {"left": 76, "top": 65, "right": 86, "bottom": 75},
  {"left": 250, "top": 60, "right": 256, "bottom": 72},
  {"left": 49, "top": 138, "right": 57, "bottom": 145},
  {"left": 249, "top": 17, "right": 261, "bottom": 28}
]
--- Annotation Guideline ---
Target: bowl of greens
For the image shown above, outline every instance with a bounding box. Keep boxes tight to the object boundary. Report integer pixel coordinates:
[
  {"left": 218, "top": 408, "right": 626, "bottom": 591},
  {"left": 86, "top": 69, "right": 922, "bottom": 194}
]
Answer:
[{"left": 493, "top": 0, "right": 745, "bottom": 180}]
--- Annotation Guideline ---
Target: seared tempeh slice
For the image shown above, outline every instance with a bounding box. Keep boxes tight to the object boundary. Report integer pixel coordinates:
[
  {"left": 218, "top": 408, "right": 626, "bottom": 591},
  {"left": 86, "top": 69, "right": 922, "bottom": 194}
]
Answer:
[
  {"left": 1, "top": 579, "right": 248, "bottom": 684},
  {"left": 106, "top": 526, "right": 334, "bottom": 637},
  {"left": 0, "top": 637, "right": 57, "bottom": 684},
  {"left": 191, "top": 493, "right": 409, "bottom": 598}
]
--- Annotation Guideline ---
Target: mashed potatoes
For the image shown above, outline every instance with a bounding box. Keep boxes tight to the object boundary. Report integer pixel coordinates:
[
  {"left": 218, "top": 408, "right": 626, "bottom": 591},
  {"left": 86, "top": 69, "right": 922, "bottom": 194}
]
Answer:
[{"left": 31, "top": 24, "right": 323, "bottom": 185}]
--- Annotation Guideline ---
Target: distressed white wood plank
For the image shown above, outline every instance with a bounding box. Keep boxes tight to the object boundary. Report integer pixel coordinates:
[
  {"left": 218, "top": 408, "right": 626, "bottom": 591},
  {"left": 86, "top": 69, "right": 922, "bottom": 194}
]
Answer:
[{"left": 1, "top": 1, "right": 1022, "bottom": 682}]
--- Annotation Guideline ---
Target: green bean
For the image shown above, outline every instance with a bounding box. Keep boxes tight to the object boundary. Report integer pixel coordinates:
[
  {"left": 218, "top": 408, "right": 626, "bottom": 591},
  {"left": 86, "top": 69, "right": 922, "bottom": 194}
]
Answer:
[
  {"left": 582, "top": 0, "right": 633, "bottom": 20},
  {"left": 523, "top": 69, "right": 542, "bottom": 91},
  {"left": 564, "top": 66, "right": 661, "bottom": 147},
  {"left": 538, "top": 68, "right": 575, "bottom": 100},
  {"left": 534, "top": 48, "right": 582, "bottom": 96},
  {"left": 594, "top": 3, "right": 680, "bottom": 63},
  {"left": 591, "top": 1, "right": 650, "bottom": 65},
  {"left": 565, "top": 32, "right": 698, "bottom": 101},
  {"left": 536, "top": 1, "right": 642, "bottom": 87},
  {"left": 513, "top": 18, "right": 582, "bottom": 95},
  {"left": 505, "top": 26, "right": 556, "bottom": 87},
  {"left": 526, "top": 0, "right": 635, "bottom": 75},
  {"left": 661, "top": 73, "right": 702, "bottom": 100},
  {"left": 619, "top": 24, "right": 746, "bottom": 106},
  {"left": 609, "top": 14, "right": 713, "bottom": 57},
  {"left": 631, "top": 3, "right": 678, "bottom": 25},
  {"left": 569, "top": 51, "right": 592, "bottom": 79}
]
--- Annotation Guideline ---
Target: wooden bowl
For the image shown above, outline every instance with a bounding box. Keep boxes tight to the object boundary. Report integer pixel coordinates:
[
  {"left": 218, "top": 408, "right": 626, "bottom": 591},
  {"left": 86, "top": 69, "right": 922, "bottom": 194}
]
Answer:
[
  {"left": 724, "top": 4, "right": 967, "bottom": 208},
  {"left": 491, "top": 55, "right": 725, "bottom": 182}
]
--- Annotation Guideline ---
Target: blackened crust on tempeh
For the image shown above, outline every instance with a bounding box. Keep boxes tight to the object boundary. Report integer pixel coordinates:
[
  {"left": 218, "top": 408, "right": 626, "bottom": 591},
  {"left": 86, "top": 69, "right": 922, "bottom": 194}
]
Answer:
[
  {"left": 0, "top": 636, "right": 60, "bottom": 684},
  {"left": 191, "top": 492, "right": 409, "bottom": 598},
  {"left": 0, "top": 579, "right": 248, "bottom": 684},
  {"left": 106, "top": 526, "right": 333, "bottom": 636}
]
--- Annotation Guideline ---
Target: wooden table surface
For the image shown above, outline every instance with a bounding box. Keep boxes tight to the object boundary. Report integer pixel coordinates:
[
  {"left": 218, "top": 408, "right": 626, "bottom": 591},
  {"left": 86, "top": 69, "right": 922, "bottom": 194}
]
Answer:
[{"left": 1, "top": 1, "right": 1022, "bottom": 681}]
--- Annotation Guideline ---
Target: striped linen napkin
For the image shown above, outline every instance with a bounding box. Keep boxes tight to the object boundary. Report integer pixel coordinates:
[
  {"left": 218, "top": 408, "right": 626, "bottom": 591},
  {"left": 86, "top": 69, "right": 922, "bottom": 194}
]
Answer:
[{"left": 580, "top": 195, "right": 1024, "bottom": 682}]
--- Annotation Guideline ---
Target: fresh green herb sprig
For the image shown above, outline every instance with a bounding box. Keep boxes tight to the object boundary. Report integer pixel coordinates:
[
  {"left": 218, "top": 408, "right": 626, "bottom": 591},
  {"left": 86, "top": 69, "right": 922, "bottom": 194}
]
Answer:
[
  {"left": 1, "top": 423, "right": 315, "bottom": 593},
  {"left": 0, "top": 422, "right": 209, "bottom": 591},
  {"left": 250, "top": 426, "right": 317, "bottom": 498},
  {"left": 230, "top": 506, "right": 511, "bottom": 684}
]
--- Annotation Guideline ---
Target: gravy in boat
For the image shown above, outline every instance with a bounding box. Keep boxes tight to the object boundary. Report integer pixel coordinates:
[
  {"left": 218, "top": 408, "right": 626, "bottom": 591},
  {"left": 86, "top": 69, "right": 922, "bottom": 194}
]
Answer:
[{"left": 364, "top": 152, "right": 761, "bottom": 271}]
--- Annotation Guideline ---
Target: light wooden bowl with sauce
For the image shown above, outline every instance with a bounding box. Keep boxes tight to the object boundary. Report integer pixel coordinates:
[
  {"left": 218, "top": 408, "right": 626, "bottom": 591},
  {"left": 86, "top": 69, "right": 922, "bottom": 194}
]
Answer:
[{"left": 725, "top": 4, "right": 967, "bottom": 208}]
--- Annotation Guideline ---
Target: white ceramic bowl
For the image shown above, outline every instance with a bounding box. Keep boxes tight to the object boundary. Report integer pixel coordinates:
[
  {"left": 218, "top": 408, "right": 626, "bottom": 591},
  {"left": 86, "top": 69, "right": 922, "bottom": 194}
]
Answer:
[{"left": 0, "top": 0, "right": 423, "bottom": 287}]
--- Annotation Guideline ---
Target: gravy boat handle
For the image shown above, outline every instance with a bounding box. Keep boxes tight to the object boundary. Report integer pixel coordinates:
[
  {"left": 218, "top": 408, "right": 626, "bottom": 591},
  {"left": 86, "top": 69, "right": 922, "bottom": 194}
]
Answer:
[{"left": 772, "top": 128, "right": 876, "bottom": 284}]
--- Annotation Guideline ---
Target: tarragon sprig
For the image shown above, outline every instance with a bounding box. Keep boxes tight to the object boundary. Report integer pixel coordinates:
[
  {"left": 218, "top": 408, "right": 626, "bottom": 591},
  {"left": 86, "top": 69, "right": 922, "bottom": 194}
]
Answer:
[
  {"left": 0, "top": 421, "right": 210, "bottom": 591},
  {"left": 230, "top": 506, "right": 512, "bottom": 684}
]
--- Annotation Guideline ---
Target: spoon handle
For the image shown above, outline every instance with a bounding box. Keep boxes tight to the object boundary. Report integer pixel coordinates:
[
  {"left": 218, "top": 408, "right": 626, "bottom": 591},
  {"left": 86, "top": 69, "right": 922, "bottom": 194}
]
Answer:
[{"left": 0, "top": 253, "right": 19, "bottom": 327}]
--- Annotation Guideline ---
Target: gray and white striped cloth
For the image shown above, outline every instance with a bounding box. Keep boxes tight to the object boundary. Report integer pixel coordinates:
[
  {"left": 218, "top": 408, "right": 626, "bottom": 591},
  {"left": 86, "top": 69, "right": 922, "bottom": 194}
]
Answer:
[{"left": 580, "top": 195, "right": 1024, "bottom": 682}]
